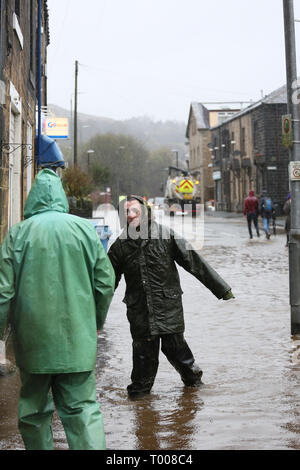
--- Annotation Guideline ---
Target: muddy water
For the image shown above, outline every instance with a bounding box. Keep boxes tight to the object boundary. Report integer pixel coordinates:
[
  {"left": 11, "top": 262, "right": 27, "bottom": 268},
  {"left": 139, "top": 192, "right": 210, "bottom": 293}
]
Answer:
[{"left": 1, "top": 212, "right": 300, "bottom": 450}]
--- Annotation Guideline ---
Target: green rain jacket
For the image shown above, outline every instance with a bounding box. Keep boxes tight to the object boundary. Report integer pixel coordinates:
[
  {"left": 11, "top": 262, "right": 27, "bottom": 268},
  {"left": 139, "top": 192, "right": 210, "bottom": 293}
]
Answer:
[
  {"left": 108, "top": 217, "right": 231, "bottom": 340},
  {"left": 0, "top": 169, "right": 115, "bottom": 374}
]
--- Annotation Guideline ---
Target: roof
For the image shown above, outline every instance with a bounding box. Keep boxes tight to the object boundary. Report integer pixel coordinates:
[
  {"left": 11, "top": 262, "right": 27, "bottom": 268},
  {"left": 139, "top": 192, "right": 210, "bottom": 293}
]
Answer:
[
  {"left": 191, "top": 102, "right": 210, "bottom": 129},
  {"left": 210, "top": 84, "right": 288, "bottom": 130},
  {"left": 186, "top": 83, "right": 290, "bottom": 137},
  {"left": 185, "top": 102, "right": 210, "bottom": 138},
  {"left": 186, "top": 102, "right": 243, "bottom": 137}
]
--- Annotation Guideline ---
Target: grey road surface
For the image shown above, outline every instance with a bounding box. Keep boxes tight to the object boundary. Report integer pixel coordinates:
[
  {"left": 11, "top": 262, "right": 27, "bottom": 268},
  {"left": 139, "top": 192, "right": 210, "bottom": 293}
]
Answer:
[{"left": 0, "top": 211, "right": 298, "bottom": 450}]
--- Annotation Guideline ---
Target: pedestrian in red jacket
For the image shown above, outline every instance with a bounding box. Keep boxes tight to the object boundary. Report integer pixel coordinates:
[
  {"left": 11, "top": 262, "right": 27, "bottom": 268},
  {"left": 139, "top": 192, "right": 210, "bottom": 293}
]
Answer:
[{"left": 244, "top": 190, "right": 260, "bottom": 239}]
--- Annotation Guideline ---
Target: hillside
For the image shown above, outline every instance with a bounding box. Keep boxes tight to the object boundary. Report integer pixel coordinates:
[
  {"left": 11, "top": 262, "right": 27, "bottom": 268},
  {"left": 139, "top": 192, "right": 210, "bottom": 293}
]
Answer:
[{"left": 48, "top": 104, "right": 187, "bottom": 157}]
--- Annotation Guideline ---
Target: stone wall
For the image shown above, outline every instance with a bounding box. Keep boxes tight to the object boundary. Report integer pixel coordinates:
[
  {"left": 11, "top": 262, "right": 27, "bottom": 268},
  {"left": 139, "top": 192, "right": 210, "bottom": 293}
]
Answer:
[
  {"left": 0, "top": 0, "right": 49, "bottom": 241},
  {"left": 211, "top": 102, "right": 291, "bottom": 213}
]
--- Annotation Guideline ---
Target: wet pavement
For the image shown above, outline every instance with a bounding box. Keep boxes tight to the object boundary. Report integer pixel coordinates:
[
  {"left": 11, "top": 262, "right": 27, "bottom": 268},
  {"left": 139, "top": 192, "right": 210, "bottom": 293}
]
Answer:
[{"left": 1, "top": 210, "right": 300, "bottom": 450}]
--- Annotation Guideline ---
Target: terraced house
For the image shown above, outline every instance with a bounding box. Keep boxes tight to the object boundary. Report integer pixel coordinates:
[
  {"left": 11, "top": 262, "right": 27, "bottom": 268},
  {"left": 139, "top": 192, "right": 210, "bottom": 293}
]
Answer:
[
  {"left": 185, "top": 102, "right": 240, "bottom": 206},
  {"left": 0, "top": 0, "right": 49, "bottom": 241},
  {"left": 209, "top": 85, "right": 290, "bottom": 213}
]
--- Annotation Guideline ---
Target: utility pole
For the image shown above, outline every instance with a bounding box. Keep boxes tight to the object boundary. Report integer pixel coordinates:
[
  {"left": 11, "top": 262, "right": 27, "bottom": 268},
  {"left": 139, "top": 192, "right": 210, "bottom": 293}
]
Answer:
[
  {"left": 74, "top": 60, "right": 78, "bottom": 166},
  {"left": 283, "top": 0, "right": 300, "bottom": 334},
  {"left": 87, "top": 149, "right": 95, "bottom": 171},
  {"left": 70, "top": 96, "right": 74, "bottom": 166}
]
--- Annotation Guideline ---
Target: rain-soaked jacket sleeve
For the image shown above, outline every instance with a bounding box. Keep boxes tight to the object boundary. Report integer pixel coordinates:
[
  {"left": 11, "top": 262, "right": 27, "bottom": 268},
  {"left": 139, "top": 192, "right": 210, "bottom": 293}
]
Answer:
[
  {"left": 108, "top": 240, "right": 124, "bottom": 290},
  {"left": 172, "top": 234, "right": 231, "bottom": 299},
  {"left": 94, "top": 240, "right": 116, "bottom": 330},
  {"left": 0, "top": 232, "right": 15, "bottom": 339}
]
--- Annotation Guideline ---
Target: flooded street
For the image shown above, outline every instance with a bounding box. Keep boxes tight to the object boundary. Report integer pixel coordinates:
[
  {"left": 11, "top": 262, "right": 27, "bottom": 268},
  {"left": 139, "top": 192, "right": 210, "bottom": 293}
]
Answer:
[{"left": 1, "top": 211, "right": 300, "bottom": 450}]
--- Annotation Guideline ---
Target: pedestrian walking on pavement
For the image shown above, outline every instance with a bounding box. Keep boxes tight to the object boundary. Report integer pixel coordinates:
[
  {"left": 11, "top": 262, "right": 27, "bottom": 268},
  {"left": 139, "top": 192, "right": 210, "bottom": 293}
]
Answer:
[
  {"left": 0, "top": 169, "right": 115, "bottom": 450},
  {"left": 243, "top": 190, "right": 260, "bottom": 239},
  {"left": 283, "top": 193, "right": 291, "bottom": 247},
  {"left": 259, "top": 190, "right": 275, "bottom": 240},
  {"left": 108, "top": 195, "right": 234, "bottom": 398}
]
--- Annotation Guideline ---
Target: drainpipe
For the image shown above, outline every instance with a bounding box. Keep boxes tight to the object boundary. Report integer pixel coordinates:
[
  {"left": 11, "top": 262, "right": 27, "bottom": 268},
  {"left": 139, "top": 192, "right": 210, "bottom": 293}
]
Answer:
[{"left": 36, "top": 0, "right": 42, "bottom": 167}]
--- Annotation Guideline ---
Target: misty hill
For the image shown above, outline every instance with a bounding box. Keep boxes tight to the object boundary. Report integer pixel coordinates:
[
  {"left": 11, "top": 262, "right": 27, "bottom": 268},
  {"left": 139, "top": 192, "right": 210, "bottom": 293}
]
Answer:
[{"left": 49, "top": 104, "right": 187, "bottom": 157}]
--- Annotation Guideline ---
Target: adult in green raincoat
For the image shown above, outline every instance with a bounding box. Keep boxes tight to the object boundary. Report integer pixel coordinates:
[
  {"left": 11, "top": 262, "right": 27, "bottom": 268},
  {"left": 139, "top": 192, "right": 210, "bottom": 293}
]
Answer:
[{"left": 0, "top": 169, "right": 115, "bottom": 450}]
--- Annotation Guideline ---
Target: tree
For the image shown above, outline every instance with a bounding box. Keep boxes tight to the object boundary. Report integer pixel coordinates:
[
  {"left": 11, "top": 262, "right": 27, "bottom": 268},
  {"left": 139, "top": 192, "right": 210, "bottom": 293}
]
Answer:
[
  {"left": 62, "top": 166, "right": 94, "bottom": 199},
  {"left": 77, "top": 135, "right": 184, "bottom": 202},
  {"left": 90, "top": 163, "right": 110, "bottom": 187},
  {"left": 80, "top": 133, "right": 150, "bottom": 203},
  {"left": 145, "top": 147, "right": 174, "bottom": 197}
]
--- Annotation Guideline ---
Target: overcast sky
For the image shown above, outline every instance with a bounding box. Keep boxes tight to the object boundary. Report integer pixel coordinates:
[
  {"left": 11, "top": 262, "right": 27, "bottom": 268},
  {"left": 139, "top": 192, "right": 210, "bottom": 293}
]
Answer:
[{"left": 47, "top": 0, "right": 300, "bottom": 123}]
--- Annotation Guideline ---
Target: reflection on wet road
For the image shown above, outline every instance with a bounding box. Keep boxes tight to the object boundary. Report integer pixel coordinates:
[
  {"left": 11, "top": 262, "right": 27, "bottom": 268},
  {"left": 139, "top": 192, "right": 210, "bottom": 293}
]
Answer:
[{"left": 1, "top": 212, "right": 300, "bottom": 449}]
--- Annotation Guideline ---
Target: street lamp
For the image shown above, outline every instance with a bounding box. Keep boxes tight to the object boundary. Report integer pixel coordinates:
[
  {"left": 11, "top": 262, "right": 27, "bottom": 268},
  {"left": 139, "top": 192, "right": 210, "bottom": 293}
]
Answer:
[
  {"left": 115, "top": 146, "right": 125, "bottom": 205},
  {"left": 87, "top": 149, "right": 95, "bottom": 171},
  {"left": 185, "top": 152, "right": 190, "bottom": 170},
  {"left": 171, "top": 149, "right": 179, "bottom": 168}
]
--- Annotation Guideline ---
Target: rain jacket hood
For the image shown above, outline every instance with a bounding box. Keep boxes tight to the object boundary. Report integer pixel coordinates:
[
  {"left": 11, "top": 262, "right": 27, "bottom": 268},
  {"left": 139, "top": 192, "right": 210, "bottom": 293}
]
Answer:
[
  {"left": 118, "top": 194, "right": 154, "bottom": 232},
  {"left": 24, "top": 169, "right": 69, "bottom": 219},
  {"left": 244, "top": 190, "right": 259, "bottom": 215}
]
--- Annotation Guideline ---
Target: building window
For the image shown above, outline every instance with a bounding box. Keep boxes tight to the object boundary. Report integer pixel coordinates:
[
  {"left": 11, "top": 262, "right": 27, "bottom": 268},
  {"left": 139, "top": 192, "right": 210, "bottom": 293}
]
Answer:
[
  {"left": 15, "top": 0, "right": 20, "bottom": 19},
  {"left": 218, "top": 112, "right": 237, "bottom": 125},
  {"left": 30, "top": 0, "right": 34, "bottom": 71},
  {"left": 241, "top": 127, "right": 246, "bottom": 156},
  {"left": 222, "top": 129, "right": 230, "bottom": 157},
  {"left": 253, "top": 120, "right": 258, "bottom": 149},
  {"left": 231, "top": 132, "right": 235, "bottom": 153},
  {"left": 213, "top": 137, "right": 220, "bottom": 161},
  {"left": 13, "top": 6, "right": 23, "bottom": 49}
]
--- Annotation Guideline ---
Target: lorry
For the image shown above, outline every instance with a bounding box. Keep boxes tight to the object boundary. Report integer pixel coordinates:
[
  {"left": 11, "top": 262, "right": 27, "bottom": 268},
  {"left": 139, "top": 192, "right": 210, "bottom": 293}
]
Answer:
[{"left": 163, "top": 166, "right": 201, "bottom": 217}]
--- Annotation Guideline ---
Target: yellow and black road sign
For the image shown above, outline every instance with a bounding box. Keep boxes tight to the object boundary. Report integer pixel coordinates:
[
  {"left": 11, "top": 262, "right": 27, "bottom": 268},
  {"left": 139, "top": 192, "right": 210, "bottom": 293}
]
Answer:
[{"left": 178, "top": 179, "right": 194, "bottom": 194}]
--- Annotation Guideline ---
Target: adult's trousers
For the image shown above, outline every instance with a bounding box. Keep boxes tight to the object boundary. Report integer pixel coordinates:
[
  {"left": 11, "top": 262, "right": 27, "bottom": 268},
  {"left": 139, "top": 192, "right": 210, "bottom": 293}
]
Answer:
[
  {"left": 18, "top": 370, "right": 105, "bottom": 450},
  {"left": 246, "top": 213, "right": 259, "bottom": 238},
  {"left": 262, "top": 217, "right": 271, "bottom": 236},
  {"left": 127, "top": 333, "right": 203, "bottom": 396}
]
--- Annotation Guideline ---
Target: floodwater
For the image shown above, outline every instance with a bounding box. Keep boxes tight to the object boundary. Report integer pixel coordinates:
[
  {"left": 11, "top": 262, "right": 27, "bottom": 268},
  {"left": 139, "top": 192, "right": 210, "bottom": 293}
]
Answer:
[{"left": 1, "top": 210, "right": 300, "bottom": 450}]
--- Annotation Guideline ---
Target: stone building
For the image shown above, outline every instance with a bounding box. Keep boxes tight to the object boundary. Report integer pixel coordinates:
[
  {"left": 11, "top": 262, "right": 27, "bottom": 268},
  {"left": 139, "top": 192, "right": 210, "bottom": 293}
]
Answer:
[
  {"left": 0, "top": 0, "right": 49, "bottom": 241},
  {"left": 185, "top": 102, "right": 239, "bottom": 205},
  {"left": 209, "top": 86, "right": 290, "bottom": 213}
]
